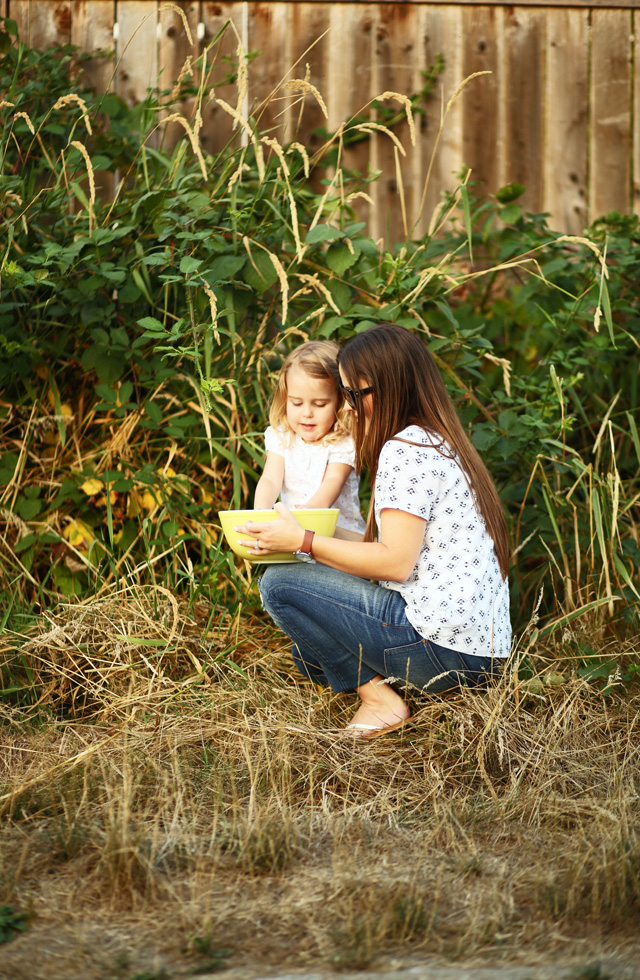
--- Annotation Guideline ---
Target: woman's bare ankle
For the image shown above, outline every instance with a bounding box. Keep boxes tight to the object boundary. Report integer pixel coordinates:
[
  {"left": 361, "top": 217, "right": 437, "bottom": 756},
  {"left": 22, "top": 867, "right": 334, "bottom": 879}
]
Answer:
[{"left": 349, "top": 675, "right": 411, "bottom": 729}]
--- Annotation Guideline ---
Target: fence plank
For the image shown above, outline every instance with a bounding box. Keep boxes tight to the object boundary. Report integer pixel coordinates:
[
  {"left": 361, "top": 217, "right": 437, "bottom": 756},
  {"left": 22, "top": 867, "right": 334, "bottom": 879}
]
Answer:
[
  {"left": 461, "top": 5, "right": 499, "bottom": 198},
  {"left": 326, "top": 3, "right": 376, "bottom": 234},
  {"left": 11, "top": 0, "right": 71, "bottom": 47},
  {"left": 420, "top": 4, "right": 464, "bottom": 235},
  {"left": 374, "top": 2, "right": 421, "bottom": 244},
  {"left": 543, "top": 8, "right": 588, "bottom": 233},
  {"left": 287, "top": 0, "right": 330, "bottom": 155},
  {"left": 501, "top": 6, "right": 545, "bottom": 214},
  {"left": 248, "top": 2, "right": 291, "bottom": 143},
  {"left": 72, "top": 1, "right": 116, "bottom": 200},
  {"left": 72, "top": 2, "right": 116, "bottom": 96},
  {"left": 157, "top": 0, "right": 199, "bottom": 152},
  {"left": 200, "top": 1, "right": 245, "bottom": 158},
  {"left": 634, "top": 9, "right": 640, "bottom": 217},
  {"left": 590, "top": 8, "right": 632, "bottom": 220},
  {"left": 117, "top": 1, "right": 158, "bottom": 106}
]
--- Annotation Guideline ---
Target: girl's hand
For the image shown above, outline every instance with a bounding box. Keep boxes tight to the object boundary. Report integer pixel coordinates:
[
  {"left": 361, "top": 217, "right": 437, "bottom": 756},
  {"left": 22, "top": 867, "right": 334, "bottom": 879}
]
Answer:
[{"left": 236, "top": 502, "right": 305, "bottom": 556}]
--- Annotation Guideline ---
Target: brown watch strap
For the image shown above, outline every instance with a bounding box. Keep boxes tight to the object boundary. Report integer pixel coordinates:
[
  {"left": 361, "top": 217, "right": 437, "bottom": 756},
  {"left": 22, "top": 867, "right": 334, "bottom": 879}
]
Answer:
[{"left": 300, "top": 528, "right": 315, "bottom": 556}]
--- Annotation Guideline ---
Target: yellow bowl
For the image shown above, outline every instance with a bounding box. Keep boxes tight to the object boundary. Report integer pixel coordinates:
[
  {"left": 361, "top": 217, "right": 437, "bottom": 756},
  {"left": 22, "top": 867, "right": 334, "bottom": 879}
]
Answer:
[{"left": 218, "top": 508, "right": 339, "bottom": 563}]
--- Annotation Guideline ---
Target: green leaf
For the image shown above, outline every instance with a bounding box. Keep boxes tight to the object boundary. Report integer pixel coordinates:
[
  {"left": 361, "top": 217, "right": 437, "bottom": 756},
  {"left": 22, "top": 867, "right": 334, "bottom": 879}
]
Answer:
[
  {"left": 95, "top": 384, "right": 117, "bottom": 403},
  {"left": 180, "top": 256, "right": 201, "bottom": 274},
  {"left": 459, "top": 182, "right": 473, "bottom": 264},
  {"left": 14, "top": 533, "right": 37, "bottom": 554},
  {"left": 318, "top": 315, "right": 348, "bottom": 338},
  {"left": 243, "top": 252, "right": 278, "bottom": 293},
  {"left": 136, "top": 316, "right": 165, "bottom": 333},
  {"left": 17, "top": 499, "right": 44, "bottom": 521},
  {"left": 326, "top": 243, "right": 359, "bottom": 275},
  {"left": 81, "top": 346, "right": 125, "bottom": 384},
  {"left": 305, "top": 224, "right": 344, "bottom": 244},
  {"left": 499, "top": 203, "right": 522, "bottom": 226},
  {"left": 496, "top": 182, "right": 525, "bottom": 204},
  {"left": 325, "top": 279, "right": 351, "bottom": 312},
  {"left": 119, "top": 381, "right": 134, "bottom": 403},
  {"left": 207, "top": 255, "right": 246, "bottom": 283},
  {"left": 144, "top": 400, "right": 163, "bottom": 423}
]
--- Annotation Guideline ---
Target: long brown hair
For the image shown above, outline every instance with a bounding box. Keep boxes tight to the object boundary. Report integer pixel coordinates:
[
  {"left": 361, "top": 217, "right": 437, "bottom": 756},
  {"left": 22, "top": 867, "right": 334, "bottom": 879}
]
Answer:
[{"left": 338, "top": 323, "right": 510, "bottom": 578}]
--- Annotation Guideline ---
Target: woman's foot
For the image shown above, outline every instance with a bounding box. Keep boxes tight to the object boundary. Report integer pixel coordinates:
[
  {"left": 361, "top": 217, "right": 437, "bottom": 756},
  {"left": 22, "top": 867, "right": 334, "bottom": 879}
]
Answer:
[{"left": 346, "top": 676, "right": 411, "bottom": 735}]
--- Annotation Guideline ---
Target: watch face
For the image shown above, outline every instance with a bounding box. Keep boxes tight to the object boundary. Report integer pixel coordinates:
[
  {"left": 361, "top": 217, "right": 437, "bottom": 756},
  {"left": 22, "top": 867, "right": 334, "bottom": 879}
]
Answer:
[{"left": 294, "top": 551, "right": 315, "bottom": 563}]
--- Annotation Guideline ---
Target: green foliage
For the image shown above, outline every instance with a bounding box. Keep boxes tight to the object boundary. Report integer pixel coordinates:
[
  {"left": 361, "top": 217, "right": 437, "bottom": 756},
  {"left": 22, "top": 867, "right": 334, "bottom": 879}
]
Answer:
[
  {"left": 0, "top": 25, "right": 638, "bottom": 690},
  {"left": 0, "top": 904, "right": 28, "bottom": 943}
]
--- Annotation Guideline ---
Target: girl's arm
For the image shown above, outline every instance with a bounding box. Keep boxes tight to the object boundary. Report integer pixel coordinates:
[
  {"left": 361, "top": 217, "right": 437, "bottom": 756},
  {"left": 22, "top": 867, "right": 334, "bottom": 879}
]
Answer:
[
  {"left": 238, "top": 503, "right": 425, "bottom": 582},
  {"left": 303, "top": 462, "right": 353, "bottom": 510},
  {"left": 253, "top": 452, "right": 285, "bottom": 509}
]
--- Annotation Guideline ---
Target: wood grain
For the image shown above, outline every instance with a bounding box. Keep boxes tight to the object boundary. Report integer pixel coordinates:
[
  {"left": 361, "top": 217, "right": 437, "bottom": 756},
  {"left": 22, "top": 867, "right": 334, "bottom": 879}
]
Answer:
[
  {"left": 11, "top": 0, "right": 71, "bottom": 47},
  {"left": 287, "top": 1, "right": 330, "bottom": 154},
  {"left": 634, "top": 8, "right": 640, "bottom": 217},
  {"left": 461, "top": 6, "right": 499, "bottom": 198},
  {"left": 543, "top": 7, "right": 588, "bottom": 233},
  {"left": 157, "top": 0, "right": 199, "bottom": 152},
  {"left": 326, "top": 3, "right": 376, "bottom": 234},
  {"left": 200, "top": 1, "right": 246, "bottom": 158},
  {"left": 116, "top": 1, "right": 158, "bottom": 105},
  {"left": 590, "top": 8, "right": 632, "bottom": 220},
  {"left": 501, "top": 6, "right": 545, "bottom": 214},
  {"left": 248, "top": 2, "right": 291, "bottom": 143},
  {"left": 72, "top": 1, "right": 115, "bottom": 96},
  {"left": 420, "top": 4, "right": 464, "bottom": 235},
  {"left": 375, "top": 1, "right": 420, "bottom": 244}
]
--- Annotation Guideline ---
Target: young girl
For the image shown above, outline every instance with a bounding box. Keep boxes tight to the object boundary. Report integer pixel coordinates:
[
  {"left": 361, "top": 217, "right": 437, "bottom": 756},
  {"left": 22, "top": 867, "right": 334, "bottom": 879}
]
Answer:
[
  {"left": 238, "top": 324, "right": 511, "bottom": 736},
  {"left": 254, "top": 340, "right": 366, "bottom": 540}
]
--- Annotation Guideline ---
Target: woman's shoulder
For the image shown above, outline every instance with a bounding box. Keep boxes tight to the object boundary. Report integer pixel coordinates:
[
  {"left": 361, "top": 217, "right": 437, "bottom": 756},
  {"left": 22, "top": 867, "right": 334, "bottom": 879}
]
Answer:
[{"left": 384, "top": 425, "right": 442, "bottom": 452}]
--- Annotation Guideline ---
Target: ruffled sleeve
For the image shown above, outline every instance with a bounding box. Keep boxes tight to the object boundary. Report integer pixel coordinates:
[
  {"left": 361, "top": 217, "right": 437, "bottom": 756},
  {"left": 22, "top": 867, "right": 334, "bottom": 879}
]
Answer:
[
  {"left": 326, "top": 433, "right": 356, "bottom": 468},
  {"left": 264, "top": 425, "right": 286, "bottom": 456}
]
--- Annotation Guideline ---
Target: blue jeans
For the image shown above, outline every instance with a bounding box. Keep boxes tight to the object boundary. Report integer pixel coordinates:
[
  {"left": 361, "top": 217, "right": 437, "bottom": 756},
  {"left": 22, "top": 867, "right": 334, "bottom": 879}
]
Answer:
[{"left": 259, "top": 563, "right": 502, "bottom": 694}]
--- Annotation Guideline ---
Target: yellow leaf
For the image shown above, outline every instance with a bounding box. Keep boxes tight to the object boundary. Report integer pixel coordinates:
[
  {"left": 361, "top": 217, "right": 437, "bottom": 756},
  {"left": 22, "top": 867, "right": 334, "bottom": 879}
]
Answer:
[
  {"left": 141, "top": 489, "right": 160, "bottom": 511},
  {"left": 63, "top": 518, "right": 96, "bottom": 551},
  {"left": 80, "top": 478, "right": 103, "bottom": 496}
]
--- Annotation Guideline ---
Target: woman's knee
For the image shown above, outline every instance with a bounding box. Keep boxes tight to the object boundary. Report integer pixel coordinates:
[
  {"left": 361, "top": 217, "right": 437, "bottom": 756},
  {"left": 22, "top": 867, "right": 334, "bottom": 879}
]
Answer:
[{"left": 258, "top": 564, "right": 291, "bottom": 606}]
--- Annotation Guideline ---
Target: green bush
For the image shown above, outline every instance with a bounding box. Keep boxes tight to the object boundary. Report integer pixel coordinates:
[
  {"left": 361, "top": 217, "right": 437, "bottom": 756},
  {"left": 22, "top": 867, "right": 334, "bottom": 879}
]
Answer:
[{"left": 0, "top": 17, "right": 638, "bottom": 673}]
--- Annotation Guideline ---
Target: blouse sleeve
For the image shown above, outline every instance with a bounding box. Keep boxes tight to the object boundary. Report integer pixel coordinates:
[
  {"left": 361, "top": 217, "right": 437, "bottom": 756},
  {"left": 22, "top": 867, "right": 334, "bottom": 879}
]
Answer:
[
  {"left": 326, "top": 434, "right": 356, "bottom": 468},
  {"left": 264, "top": 425, "right": 286, "bottom": 457},
  {"left": 375, "top": 440, "right": 443, "bottom": 522}
]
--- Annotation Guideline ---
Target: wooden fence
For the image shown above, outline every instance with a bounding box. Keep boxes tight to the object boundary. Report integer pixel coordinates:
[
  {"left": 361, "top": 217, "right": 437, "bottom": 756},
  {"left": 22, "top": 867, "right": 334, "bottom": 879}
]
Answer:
[{"left": 2, "top": 1, "right": 639, "bottom": 239}]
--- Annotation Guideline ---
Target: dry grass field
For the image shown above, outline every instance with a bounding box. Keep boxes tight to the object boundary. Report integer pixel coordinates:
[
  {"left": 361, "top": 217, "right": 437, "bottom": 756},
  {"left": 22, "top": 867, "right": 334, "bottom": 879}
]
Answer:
[{"left": 1, "top": 587, "right": 639, "bottom": 979}]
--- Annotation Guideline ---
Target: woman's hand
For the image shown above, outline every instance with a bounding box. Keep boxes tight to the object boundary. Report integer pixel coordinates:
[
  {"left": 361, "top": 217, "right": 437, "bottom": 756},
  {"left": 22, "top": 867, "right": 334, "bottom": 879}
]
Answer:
[{"left": 236, "top": 502, "right": 305, "bottom": 556}]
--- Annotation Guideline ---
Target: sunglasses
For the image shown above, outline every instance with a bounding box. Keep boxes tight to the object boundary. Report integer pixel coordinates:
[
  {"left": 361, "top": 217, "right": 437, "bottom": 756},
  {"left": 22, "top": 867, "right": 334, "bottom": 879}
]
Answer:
[{"left": 339, "top": 381, "right": 374, "bottom": 410}]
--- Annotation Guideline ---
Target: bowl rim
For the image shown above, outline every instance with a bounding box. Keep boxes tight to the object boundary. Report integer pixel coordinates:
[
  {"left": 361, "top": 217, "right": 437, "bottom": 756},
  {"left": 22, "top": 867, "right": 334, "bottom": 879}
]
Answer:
[{"left": 218, "top": 507, "right": 340, "bottom": 516}]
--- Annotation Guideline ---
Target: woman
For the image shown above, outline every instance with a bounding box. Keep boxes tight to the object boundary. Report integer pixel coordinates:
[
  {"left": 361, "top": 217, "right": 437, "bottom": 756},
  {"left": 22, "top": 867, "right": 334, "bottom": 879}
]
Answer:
[{"left": 237, "top": 324, "right": 511, "bottom": 736}]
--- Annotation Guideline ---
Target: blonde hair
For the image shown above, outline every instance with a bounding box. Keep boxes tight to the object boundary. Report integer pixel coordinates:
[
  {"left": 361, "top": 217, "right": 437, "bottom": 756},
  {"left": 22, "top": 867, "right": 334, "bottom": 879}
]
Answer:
[{"left": 268, "top": 340, "right": 349, "bottom": 444}]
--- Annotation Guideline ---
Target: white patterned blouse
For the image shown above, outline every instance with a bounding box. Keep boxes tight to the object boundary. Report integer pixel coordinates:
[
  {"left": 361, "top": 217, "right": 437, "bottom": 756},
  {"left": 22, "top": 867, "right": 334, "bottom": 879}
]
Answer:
[{"left": 375, "top": 424, "right": 511, "bottom": 659}]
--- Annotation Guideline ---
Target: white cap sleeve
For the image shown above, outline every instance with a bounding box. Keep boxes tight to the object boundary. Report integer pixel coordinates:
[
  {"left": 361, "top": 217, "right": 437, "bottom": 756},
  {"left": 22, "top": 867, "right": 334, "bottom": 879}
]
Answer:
[
  {"left": 264, "top": 425, "right": 286, "bottom": 456},
  {"left": 327, "top": 434, "right": 356, "bottom": 468}
]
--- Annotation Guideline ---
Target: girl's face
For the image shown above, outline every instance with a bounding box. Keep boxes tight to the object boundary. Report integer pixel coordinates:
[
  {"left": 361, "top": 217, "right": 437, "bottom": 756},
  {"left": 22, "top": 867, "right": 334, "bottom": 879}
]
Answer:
[{"left": 286, "top": 364, "right": 338, "bottom": 443}]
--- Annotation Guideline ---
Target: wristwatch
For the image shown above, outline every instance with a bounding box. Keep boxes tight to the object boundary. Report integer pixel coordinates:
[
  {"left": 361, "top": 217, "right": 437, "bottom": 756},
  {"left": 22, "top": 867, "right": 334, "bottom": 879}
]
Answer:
[{"left": 293, "top": 528, "right": 316, "bottom": 563}]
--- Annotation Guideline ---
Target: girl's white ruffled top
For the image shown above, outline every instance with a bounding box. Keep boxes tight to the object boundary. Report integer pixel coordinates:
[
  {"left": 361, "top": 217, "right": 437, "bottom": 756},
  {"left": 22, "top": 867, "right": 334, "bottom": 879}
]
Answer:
[{"left": 264, "top": 426, "right": 366, "bottom": 534}]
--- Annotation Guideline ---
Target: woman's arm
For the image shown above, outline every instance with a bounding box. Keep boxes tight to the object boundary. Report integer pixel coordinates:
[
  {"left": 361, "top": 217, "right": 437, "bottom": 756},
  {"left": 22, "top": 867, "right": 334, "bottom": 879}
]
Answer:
[
  {"left": 238, "top": 503, "right": 425, "bottom": 582},
  {"left": 253, "top": 452, "right": 285, "bottom": 509},
  {"left": 303, "top": 462, "right": 353, "bottom": 509}
]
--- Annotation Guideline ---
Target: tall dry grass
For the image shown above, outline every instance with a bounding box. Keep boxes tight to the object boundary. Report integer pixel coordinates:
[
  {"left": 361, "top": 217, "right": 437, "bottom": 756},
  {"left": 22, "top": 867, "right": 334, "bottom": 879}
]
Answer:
[{"left": 1, "top": 589, "right": 639, "bottom": 977}]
